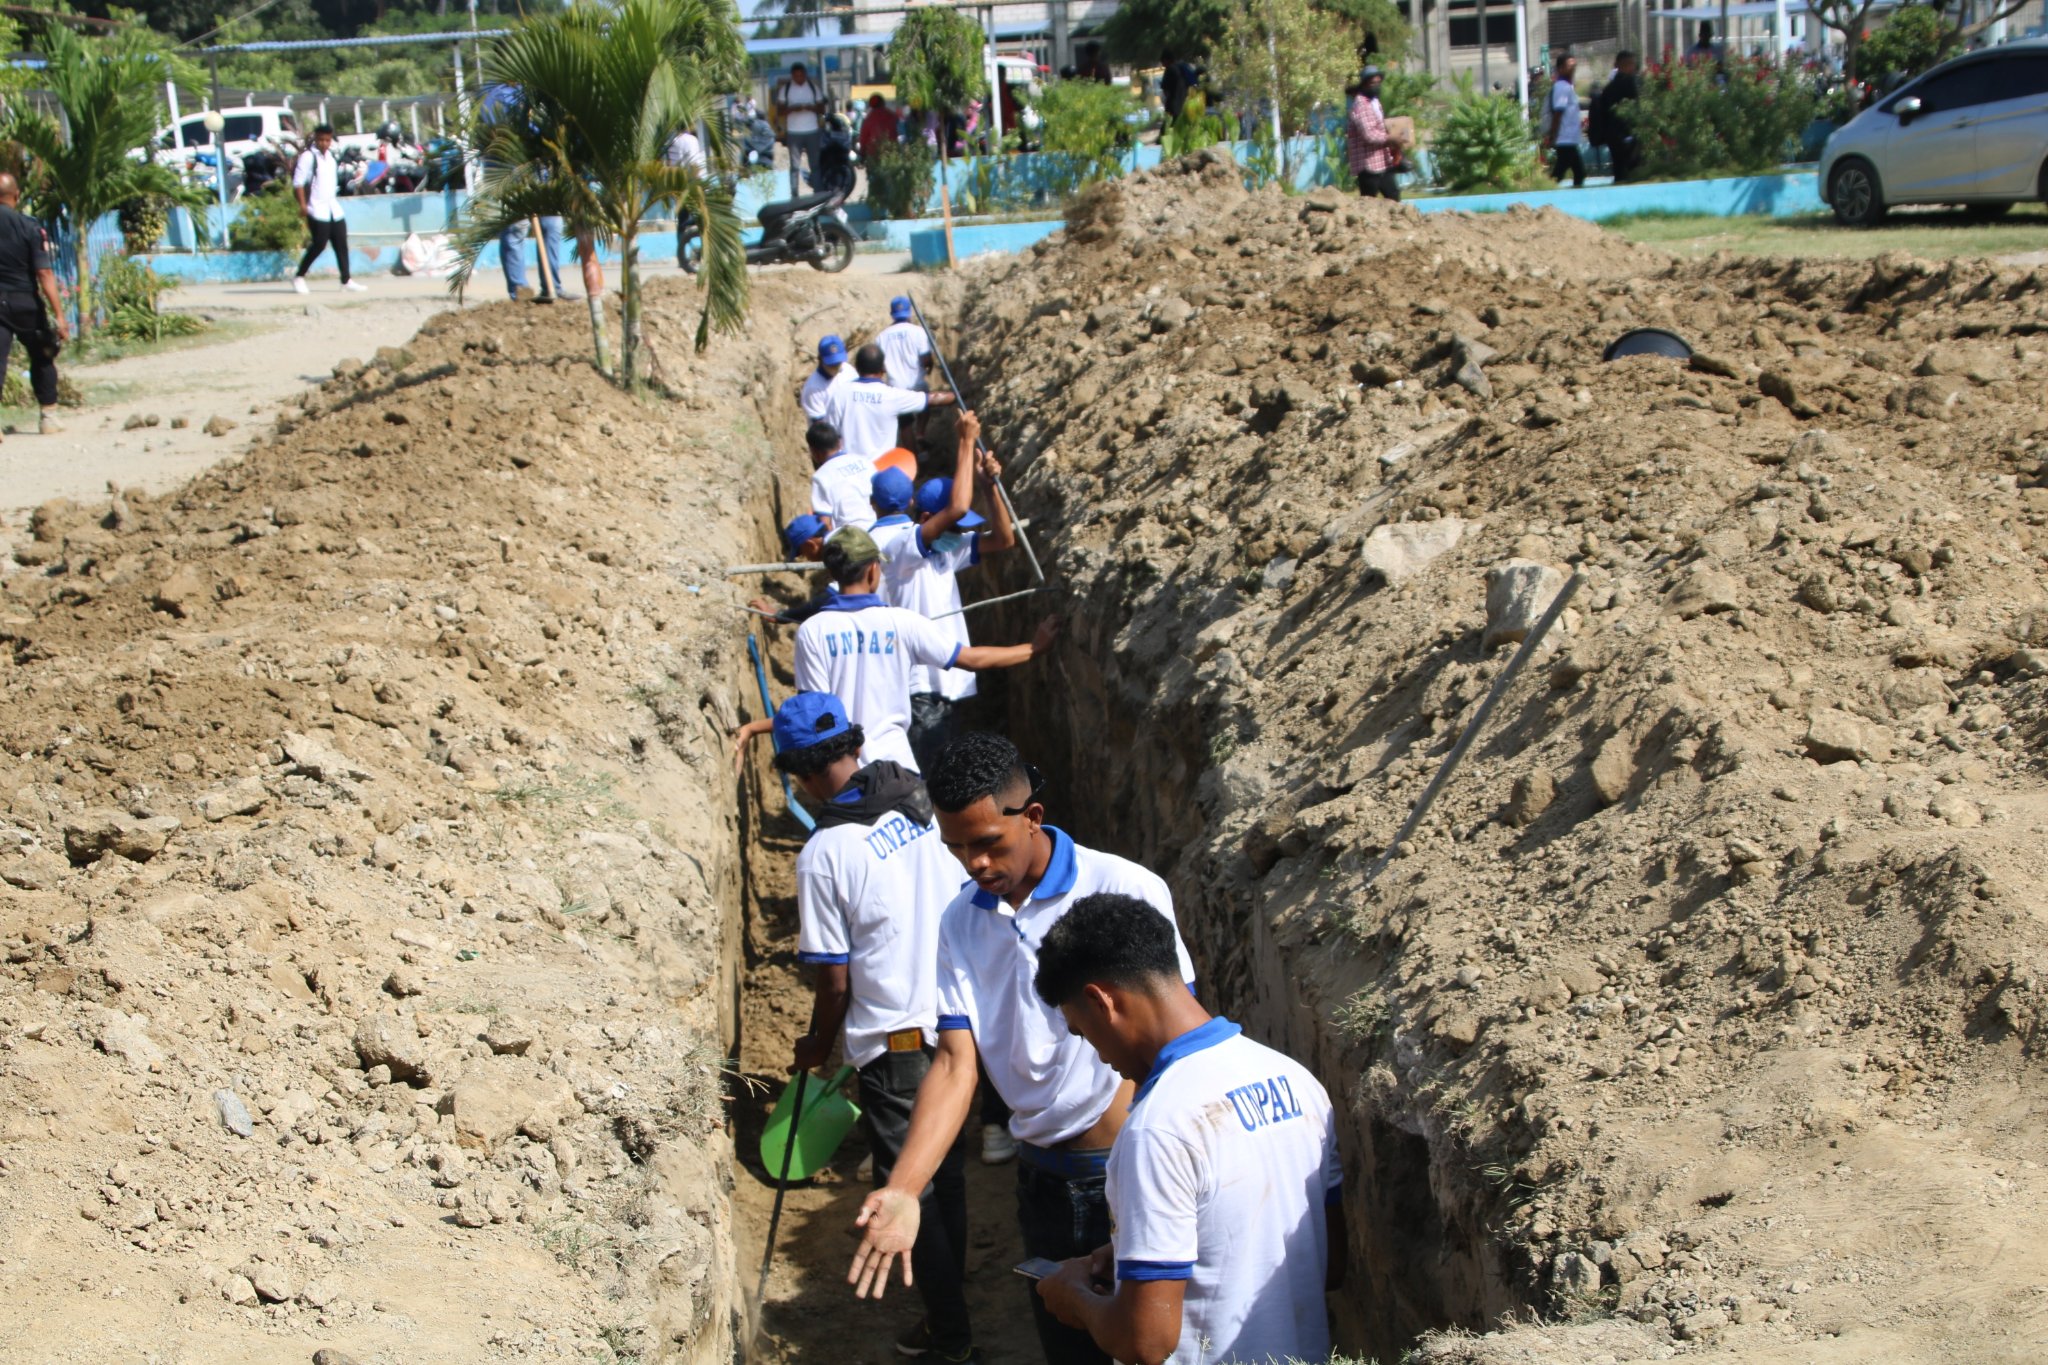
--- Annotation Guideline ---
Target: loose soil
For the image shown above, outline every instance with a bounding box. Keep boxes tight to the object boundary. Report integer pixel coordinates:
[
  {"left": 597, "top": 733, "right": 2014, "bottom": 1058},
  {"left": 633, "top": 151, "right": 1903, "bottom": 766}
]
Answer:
[{"left": 950, "top": 151, "right": 2048, "bottom": 1364}]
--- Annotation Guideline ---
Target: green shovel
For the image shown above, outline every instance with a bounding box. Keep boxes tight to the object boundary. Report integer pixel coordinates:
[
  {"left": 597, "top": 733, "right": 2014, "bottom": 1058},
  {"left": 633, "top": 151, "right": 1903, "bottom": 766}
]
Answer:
[{"left": 757, "top": 1065, "right": 861, "bottom": 1182}]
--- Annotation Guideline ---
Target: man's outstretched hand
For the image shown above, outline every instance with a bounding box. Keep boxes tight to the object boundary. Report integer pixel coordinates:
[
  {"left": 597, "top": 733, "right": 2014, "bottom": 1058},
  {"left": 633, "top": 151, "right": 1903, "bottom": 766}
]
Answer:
[{"left": 849, "top": 1187, "right": 922, "bottom": 1299}]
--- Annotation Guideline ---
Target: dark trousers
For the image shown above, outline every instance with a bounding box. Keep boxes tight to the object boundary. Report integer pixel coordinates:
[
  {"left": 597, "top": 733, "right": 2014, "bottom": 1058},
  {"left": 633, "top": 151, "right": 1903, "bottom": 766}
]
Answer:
[
  {"left": 907, "top": 693, "right": 957, "bottom": 776},
  {"left": 1356, "top": 168, "right": 1401, "bottom": 202},
  {"left": 1016, "top": 1149, "right": 1114, "bottom": 1365},
  {"left": 1605, "top": 136, "right": 1640, "bottom": 183},
  {"left": 0, "top": 297, "right": 59, "bottom": 408},
  {"left": 295, "top": 217, "right": 351, "bottom": 283},
  {"left": 860, "top": 1049, "right": 973, "bottom": 1353},
  {"left": 1552, "top": 144, "right": 1587, "bottom": 188}
]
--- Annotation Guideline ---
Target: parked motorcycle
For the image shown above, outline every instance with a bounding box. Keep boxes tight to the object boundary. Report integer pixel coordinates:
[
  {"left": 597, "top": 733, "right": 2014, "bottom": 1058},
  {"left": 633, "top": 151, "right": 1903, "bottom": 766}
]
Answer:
[{"left": 678, "top": 188, "right": 854, "bottom": 275}]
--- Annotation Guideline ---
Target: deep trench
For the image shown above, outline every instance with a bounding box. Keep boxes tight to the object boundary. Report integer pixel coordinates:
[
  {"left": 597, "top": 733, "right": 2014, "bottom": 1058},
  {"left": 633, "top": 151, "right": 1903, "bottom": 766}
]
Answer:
[{"left": 713, "top": 344, "right": 1527, "bottom": 1365}]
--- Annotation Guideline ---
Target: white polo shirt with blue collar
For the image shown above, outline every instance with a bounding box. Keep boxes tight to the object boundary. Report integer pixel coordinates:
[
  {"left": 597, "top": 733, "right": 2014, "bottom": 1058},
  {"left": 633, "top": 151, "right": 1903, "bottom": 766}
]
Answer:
[
  {"left": 800, "top": 364, "right": 851, "bottom": 420},
  {"left": 795, "top": 788, "right": 960, "bottom": 1067},
  {"left": 934, "top": 826, "right": 1196, "bottom": 1146},
  {"left": 792, "top": 593, "right": 962, "bottom": 773},
  {"left": 1107, "top": 1017, "right": 1341, "bottom": 1365},
  {"left": 826, "top": 374, "right": 929, "bottom": 460},
  {"left": 871, "top": 512, "right": 980, "bottom": 702}
]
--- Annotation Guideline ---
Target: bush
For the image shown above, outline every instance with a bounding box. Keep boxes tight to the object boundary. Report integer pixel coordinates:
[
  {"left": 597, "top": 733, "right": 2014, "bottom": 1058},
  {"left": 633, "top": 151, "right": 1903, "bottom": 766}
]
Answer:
[
  {"left": 866, "top": 138, "right": 936, "bottom": 219},
  {"left": 1161, "top": 92, "right": 1231, "bottom": 158},
  {"left": 1625, "top": 56, "right": 1817, "bottom": 179},
  {"left": 1037, "top": 79, "right": 1136, "bottom": 184},
  {"left": 1857, "top": 4, "right": 1950, "bottom": 82},
  {"left": 228, "top": 179, "right": 308, "bottom": 252},
  {"left": 96, "top": 254, "right": 205, "bottom": 342},
  {"left": 117, "top": 194, "right": 175, "bottom": 255},
  {"left": 1431, "top": 75, "right": 1545, "bottom": 192}
]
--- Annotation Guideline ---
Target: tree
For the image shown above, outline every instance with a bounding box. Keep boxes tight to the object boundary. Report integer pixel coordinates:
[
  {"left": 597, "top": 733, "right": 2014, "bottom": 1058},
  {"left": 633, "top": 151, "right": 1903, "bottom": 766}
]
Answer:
[
  {"left": 451, "top": 0, "right": 748, "bottom": 386},
  {"left": 888, "top": 6, "right": 985, "bottom": 265},
  {"left": 1855, "top": 4, "right": 1950, "bottom": 82},
  {"left": 1809, "top": 0, "right": 1885, "bottom": 91},
  {"left": 1101, "top": 0, "right": 1407, "bottom": 65},
  {"left": 1, "top": 8, "right": 203, "bottom": 334},
  {"left": 1208, "top": 0, "right": 1357, "bottom": 181}
]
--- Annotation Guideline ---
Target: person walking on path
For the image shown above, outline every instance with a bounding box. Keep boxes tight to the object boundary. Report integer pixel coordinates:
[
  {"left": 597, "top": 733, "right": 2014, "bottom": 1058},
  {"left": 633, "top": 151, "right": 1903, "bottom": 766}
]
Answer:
[
  {"left": 846, "top": 732, "right": 1198, "bottom": 1365},
  {"left": 1590, "top": 51, "right": 1641, "bottom": 183},
  {"left": 733, "top": 536, "right": 1058, "bottom": 774},
  {"left": 824, "top": 343, "right": 956, "bottom": 461},
  {"left": 775, "top": 63, "right": 826, "bottom": 196},
  {"left": 0, "top": 173, "right": 67, "bottom": 438},
  {"left": 869, "top": 411, "right": 1018, "bottom": 772},
  {"left": 290, "top": 126, "right": 365, "bottom": 294},
  {"left": 801, "top": 334, "right": 852, "bottom": 421},
  {"left": 1544, "top": 55, "right": 1587, "bottom": 189},
  {"left": 1346, "top": 67, "right": 1401, "bottom": 201},
  {"left": 1030, "top": 893, "right": 1345, "bottom": 1365},
  {"left": 772, "top": 689, "right": 981, "bottom": 1365}
]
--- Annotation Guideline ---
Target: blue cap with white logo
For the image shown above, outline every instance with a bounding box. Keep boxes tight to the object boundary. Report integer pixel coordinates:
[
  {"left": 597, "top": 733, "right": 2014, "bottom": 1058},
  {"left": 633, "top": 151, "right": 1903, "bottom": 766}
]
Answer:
[
  {"left": 871, "top": 467, "right": 914, "bottom": 512},
  {"left": 818, "top": 334, "right": 847, "bottom": 366},
  {"left": 890, "top": 296, "right": 914, "bottom": 322},
  {"left": 773, "top": 691, "right": 854, "bottom": 754},
  {"left": 783, "top": 513, "right": 828, "bottom": 554},
  {"left": 915, "top": 477, "right": 985, "bottom": 529}
]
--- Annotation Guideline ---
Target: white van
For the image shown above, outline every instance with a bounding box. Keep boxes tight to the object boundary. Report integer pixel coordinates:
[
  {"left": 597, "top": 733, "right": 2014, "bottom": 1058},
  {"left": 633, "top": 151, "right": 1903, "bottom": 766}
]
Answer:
[{"left": 155, "top": 105, "right": 302, "bottom": 164}]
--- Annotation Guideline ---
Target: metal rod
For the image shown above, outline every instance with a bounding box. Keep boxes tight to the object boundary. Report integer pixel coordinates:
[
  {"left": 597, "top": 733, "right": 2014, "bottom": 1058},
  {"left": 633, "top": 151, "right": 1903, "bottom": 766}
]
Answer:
[
  {"left": 752, "top": 1067, "right": 810, "bottom": 1315},
  {"left": 748, "top": 634, "right": 817, "bottom": 834},
  {"left": 1361, "top": 572, "right": 1584, "bottom": 889},
  {"left": 930, "top": 585, "right": 1047, "bottom": 620},
  {"left": 727, "top": 561, "right": 816, "bottom": 576},
  {"left": 906, "top": 295, "right": 1045, "bottom": 586}
]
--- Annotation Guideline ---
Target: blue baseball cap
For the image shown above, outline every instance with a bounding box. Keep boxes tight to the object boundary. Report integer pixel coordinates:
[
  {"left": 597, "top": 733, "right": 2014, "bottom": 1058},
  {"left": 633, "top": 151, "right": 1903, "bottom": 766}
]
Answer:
[
  {"left": 915, "top": 477, "right": 985, "bottom": 529},
  {"left": 890, "top": 296, "right": 913, "bottom": 322},
  {"left": 818, "top": 334, "right": 847, "bottom": 366},
  {"left": 870, "top": 467, "right": 914, "bottom": 512},
  {"left": 772, "top": 691, "right": 853, "bottom": 754},
  {"left": 782, "top": 513, "right": 828, "bottom": 555}
]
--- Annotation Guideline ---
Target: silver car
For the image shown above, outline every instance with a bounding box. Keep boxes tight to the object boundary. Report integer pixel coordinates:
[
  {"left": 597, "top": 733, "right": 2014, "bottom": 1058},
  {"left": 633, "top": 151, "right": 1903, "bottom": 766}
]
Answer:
[{"left": 1819, "top": 39, "right": 2048, "bottom": 225}]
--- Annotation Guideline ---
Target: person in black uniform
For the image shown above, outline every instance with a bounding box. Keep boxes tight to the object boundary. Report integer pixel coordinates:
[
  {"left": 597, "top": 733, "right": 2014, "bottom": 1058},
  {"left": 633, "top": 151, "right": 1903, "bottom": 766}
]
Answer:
[{"left": 0, "top": 172, "right": 67, "bottom": 437}]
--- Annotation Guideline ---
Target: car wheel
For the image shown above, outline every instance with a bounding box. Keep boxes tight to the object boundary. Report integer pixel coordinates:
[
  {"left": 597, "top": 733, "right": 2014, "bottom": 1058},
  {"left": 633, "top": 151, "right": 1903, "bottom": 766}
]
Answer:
[{"left": 1829, "top": 159, "right": 1886, "bottom": 227}]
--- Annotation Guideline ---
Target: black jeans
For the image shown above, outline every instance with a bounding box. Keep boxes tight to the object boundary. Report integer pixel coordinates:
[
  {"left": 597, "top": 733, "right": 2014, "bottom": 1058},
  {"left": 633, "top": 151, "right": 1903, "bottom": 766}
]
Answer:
[
  {"left": 1356, "top": 168, "right": 1401, "bottom": 202},
  {"left": 295, "top": 217, "right": 351, "bottom": 283},
  {"left": 1552, "top": 144, "right": 1587, "bottom": 188},
  {"left": 1016, "top": 1150, "right": 1114, "bottom": 1365},
  {"left": 0, "top": 296, "right": 58, "bottom": 408},
  {"left": 859, "top": 1049, "right": 972, "bottom": 1353}
]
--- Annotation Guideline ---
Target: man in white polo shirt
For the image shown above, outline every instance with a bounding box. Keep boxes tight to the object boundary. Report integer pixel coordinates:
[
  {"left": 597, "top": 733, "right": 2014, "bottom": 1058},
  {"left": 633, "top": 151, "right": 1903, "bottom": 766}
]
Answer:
[
  {"left": 779, "top": 530, "right": 1055, "bottom": 773},
  {"left": 825, "top": 342, "right": 957, "bottom": 460},
  {"left": 869, "top": 410, "right": 1019, "bottom": 770},
  {"left": 772, "top": 689, "right": 980, "bottom": 1364},
  {"left": 877, "top": 296, "right": 933, "bottom": 391},
  {"left": 1031, "top": 892, "right": 1344, "bottom": 1365},
  {"left": 807, "top": 418, "right": 877, "bottom": 533},
  {"left": 847, "top": 732, "right": 1196, "bottom": 1365},
  {"left": 800, "top": 333, "right": 852, "bottom": 420}
]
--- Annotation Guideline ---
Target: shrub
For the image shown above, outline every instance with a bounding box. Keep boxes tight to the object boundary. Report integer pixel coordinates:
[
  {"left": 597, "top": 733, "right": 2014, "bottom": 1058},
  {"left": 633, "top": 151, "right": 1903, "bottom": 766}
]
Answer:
[
  {"left": 1035, "top": 78, "right": 1136, "bottom": 190},
  {"left": 117, "top": 194, "right": 175, "bottom": 255},
  {"left": 96, "top": 254, "right": 205, "bottom": 342},
  {"left": 866, "top": 138, "right": 935, "bottom": 219},
  {"left": 228, "top": 179, "right": 308, "bottom": 252},
  {"left": 1431, "top": 75, "right": 1545, "bottom": 192},
  {"left": 1857, "top": 4, "right": 1950, "bottom": 82},
  {"left": 1624, "top": 56, "right": 1817, "bottom": 179},
  {"left": 1161, "top": 91, "right": 1231, "bottom": 158}
]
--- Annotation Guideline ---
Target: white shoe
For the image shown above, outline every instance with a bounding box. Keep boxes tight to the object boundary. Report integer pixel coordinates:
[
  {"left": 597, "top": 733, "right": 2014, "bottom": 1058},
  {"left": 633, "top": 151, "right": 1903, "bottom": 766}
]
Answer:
[
  {"left": 291, "top": 276, "right": 309, "bottom": 295},
  {"left": 980, "top": 1124, "right": 1017, "bottom": 1166},
  {"left": 342, "top": 281, "right": 368, "bottom": 292}
]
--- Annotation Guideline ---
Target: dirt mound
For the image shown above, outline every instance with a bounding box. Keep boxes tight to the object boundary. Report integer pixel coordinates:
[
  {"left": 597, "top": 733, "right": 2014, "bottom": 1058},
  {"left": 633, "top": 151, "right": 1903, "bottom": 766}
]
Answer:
[
  {"left": 0, "top": 276, "right": 871, "bottom": 1363},
  {"left": 954, "top": 164, "right": 2048, "bottom": 1362}
]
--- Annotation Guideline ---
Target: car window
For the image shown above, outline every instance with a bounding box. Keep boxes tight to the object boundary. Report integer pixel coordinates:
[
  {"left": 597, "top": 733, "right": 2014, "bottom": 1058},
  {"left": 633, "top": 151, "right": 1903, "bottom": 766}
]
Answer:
[
  {"left": 280, "top": 113, "right": 298, "bottom": 133},
  {"left": 221, "top": 114, "right": 262, "bottom": 141},
  {"left": 1976, "top": 55, "right": 2048, "bottom": 104},
  {"left": 175, "top": 117, "right": 212, "bottom": 146},
  {"left": 1891, "top": 64, "right": 1990, "bottom": 115}
]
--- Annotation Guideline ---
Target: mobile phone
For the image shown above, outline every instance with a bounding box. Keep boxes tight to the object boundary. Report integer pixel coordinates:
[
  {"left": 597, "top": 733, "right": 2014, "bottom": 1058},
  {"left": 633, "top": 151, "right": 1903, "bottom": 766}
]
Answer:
[{"left": 1013, "top": 1256, "right": 1062, "bottom": 1281}]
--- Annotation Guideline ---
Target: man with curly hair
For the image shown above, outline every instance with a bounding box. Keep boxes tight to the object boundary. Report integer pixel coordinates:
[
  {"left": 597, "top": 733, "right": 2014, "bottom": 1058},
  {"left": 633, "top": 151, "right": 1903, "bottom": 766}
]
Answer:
[
  {"left": 847, "top": 731, "right": 1196, "bottom": 1365},
  {"left": 773, "top": 689, "right": 981, "bottom": 1363}
]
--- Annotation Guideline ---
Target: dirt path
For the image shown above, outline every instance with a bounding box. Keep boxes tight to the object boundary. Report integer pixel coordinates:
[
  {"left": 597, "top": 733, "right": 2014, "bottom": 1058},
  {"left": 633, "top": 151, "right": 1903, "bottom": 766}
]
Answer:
[{"left": 730, "top": 558, "right": 1045, "bottom": 1365}]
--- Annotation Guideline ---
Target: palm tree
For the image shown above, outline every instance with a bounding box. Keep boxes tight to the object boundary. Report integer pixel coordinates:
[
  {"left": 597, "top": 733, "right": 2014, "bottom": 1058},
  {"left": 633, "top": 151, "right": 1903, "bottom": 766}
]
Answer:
[
  {"left": 451, "top": 0, "right": 749, "bottom": 386},
  {"left": 1, "top": 13, "right": 203, "bottom": 334}
]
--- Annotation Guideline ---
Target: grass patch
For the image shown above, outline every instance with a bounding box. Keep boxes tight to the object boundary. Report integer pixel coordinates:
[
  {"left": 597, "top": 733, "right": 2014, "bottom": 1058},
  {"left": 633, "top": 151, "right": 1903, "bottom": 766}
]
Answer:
[
  {"left": 1606, "top": 206, "right": 2048, "bottom": 260},
  {"left": 492, "top": 765, "right": 636, "bottom": 832}
]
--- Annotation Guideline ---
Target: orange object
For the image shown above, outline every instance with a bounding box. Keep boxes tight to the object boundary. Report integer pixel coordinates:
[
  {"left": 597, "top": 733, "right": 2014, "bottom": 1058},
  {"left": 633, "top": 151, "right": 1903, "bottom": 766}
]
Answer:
[{"left": 874, "top": 447, "right": 916, "bottom": 480}]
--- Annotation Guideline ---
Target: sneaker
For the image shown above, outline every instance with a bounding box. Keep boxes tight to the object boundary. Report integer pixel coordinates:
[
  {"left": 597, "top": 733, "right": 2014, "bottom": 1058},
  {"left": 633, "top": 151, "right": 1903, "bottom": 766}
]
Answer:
[
  {"left": 291, "top": 276, "right": 309, "bottom": 295},
  {"left": 899, "top": 1320, "right": 983, "bottom": 1360},
  {"left": 980, "top": 1123, "right": 1017, "bottom": 1166},
  {"left": 342, "top": 281, "right": 368, "bottom": 292},
  {"left": 37, "top": 410, "right": 62, "bottom": 435}
]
